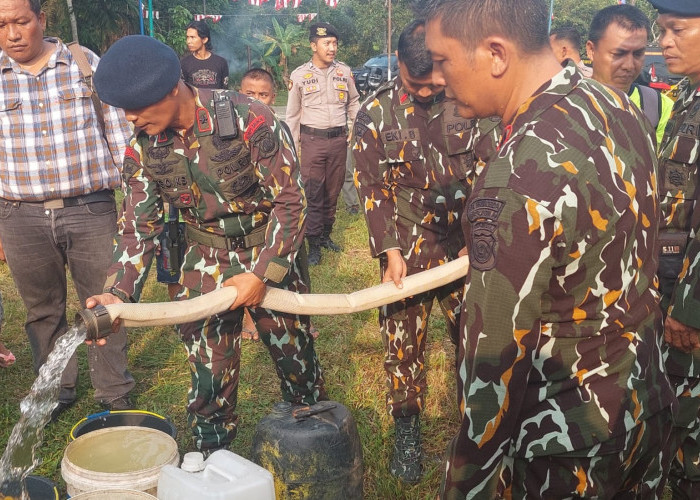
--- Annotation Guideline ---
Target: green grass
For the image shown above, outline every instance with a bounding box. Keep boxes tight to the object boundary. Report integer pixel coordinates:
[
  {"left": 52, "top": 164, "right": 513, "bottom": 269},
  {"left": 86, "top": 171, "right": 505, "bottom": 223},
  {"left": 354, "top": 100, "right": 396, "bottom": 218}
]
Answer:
[{"left": 0, "top": 202, "right": 459, "bottom": 499}]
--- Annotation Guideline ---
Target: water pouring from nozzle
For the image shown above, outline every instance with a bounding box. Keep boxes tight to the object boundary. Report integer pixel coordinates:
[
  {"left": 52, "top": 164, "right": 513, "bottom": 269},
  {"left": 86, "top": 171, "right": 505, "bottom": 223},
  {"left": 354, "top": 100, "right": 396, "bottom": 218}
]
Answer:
[{"left": 75, "top": 305, "right": 115, "bottom": 342}]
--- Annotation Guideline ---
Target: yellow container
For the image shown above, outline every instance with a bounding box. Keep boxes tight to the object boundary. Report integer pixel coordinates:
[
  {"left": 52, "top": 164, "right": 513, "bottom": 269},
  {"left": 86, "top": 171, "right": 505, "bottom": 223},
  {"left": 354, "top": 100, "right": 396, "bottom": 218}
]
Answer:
[{"left": 61, "top": 426, "right": 179, "bottom": 497}]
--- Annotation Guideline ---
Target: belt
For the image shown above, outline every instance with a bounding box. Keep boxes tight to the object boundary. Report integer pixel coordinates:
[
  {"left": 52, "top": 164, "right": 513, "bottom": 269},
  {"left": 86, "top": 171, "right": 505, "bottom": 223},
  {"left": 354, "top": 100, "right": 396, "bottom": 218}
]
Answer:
[
  {"left": 12, "top": 190, "right": 115, "bottom": 209},
  {"left": 185, "top": 224, "right": 267, "bottom": 251},
  {"left": 300, "top": 125, "right": 347, "bottom": 138}
]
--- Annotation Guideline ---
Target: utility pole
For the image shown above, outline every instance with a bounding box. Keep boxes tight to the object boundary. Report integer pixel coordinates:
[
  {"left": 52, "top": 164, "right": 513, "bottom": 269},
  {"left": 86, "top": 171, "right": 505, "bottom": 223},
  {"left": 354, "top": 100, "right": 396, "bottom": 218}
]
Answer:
[
  {"left": 548, "top": 0, "right": 554, "bottom": 33},
  {"left": 204, "top": 0, "right": 207, "bottom": 15}
]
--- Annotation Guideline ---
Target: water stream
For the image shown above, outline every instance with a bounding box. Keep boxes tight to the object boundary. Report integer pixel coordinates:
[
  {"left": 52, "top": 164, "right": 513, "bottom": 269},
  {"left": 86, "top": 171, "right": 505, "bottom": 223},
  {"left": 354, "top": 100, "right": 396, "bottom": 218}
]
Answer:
[{"left": 0, "top": 325, "right": 87, "bottom": 499}]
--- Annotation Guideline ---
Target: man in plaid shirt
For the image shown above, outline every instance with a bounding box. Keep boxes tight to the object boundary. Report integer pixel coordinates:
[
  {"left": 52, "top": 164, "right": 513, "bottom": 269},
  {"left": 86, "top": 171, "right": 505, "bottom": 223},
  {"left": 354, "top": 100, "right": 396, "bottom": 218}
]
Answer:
[{"left": 0, "top": 0, "right": 134, "bottom": 419}]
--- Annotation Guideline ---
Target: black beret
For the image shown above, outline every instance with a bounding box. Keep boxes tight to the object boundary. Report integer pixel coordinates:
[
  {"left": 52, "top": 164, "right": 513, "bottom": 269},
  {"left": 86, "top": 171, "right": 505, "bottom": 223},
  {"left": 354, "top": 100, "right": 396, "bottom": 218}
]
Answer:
[
  {"left": 649, "top": 0, "right": 700, "bottom": 16},
  {"left": 309, "top": 22, "right": 339, "bottom": 41},
  {"left": 94, "top": 35, "right": 181, "bottom": 110}
]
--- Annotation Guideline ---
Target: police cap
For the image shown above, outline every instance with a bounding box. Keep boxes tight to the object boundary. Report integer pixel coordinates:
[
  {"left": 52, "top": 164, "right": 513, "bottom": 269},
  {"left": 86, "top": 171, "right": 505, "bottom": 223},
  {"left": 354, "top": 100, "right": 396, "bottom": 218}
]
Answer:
[
  {"left": 649, "top": 0, "right": 700, "bottom": 16},
  {"left": 309, "top": 22, "right": 339, "bottom": 41},
  {"left": 94, "top": 35, "right": 181, "bottom": 110}
]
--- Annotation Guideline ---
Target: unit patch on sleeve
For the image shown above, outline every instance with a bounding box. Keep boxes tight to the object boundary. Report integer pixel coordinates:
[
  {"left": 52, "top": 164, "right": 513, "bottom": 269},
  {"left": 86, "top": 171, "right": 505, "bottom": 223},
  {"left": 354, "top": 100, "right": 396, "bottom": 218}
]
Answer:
[{"left": 467, "top": 198, "right": 505, "bottom": 272}]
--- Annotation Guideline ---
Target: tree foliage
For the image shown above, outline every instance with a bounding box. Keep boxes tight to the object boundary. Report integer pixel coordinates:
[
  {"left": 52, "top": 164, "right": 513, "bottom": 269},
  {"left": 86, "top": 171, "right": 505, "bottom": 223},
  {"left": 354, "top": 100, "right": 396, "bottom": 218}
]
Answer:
[{"left": 42, "top": 0, "right": 664, "bottom": 86}]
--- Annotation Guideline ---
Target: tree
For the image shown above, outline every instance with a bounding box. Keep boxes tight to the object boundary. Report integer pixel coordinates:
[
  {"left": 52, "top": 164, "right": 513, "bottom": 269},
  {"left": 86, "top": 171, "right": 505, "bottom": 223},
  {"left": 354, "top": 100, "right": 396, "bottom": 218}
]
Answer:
[{"left": 255, "top": 18, "right": 306, "bottom": 83}]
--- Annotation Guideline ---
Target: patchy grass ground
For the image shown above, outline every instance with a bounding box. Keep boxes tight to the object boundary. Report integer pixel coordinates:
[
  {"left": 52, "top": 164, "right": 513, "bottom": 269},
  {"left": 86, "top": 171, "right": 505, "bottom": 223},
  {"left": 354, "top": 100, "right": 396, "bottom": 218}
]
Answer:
[{"left": 0, "top": 204, "right": 459, "bottom": 499}]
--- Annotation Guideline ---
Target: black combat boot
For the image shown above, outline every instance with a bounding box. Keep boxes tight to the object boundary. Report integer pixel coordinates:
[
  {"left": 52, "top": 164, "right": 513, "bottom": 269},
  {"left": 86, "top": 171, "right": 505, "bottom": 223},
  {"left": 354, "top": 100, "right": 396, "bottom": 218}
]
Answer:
[
  {"left": 307, "top": 236, "right": 322, "bottom": 266},
  {"left": 320, "top": 225, "right": 342, "bottom": 252},
  {"left": 390, "top": 414, "right": 422, "bottom": 484}
]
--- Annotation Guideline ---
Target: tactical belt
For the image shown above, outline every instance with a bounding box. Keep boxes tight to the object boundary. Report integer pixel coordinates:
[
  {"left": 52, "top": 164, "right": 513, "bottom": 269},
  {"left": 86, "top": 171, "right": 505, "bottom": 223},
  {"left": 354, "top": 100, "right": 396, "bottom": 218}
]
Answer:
[
  {"left": 300, "top": 125, "right": 347, "bottom": 138},
  {"left": 8, "top": 190, "right": 115, "bottom": 209},
  {"left": 185, "top": 224, "right": 266, "bottom": 251}
]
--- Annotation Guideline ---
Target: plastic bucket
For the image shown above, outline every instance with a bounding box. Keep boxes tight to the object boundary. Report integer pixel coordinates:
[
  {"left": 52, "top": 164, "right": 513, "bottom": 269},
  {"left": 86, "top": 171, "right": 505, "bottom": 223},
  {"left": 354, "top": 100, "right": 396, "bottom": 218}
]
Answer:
[
  {"left": 70, "top": 410, "right": 177, "bottom": 441},
  {"left": 24, "top": 475, "right": 59, "bottom": 500},
  {"left": 69, "top": 490, "right": 157, "bottom": 499},
  {"left": 61, "top": 426, "right": 179, "bottom": 497}
]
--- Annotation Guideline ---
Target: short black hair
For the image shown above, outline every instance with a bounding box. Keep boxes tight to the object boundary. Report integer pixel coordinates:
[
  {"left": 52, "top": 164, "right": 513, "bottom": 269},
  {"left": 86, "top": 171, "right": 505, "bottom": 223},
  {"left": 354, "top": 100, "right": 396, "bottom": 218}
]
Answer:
[
  {"left": 28, "top": 0, "right": 41, "bottom": 16},
  {"left": 397, "top": 20, "right": 432, "bottom": 78},
  {"left": 550, "top": 26, "right": 582, "bottom": 52},
  {"left": 588, "top": 5, "right": 650, "bottom": 45},
  {"left": 241, "top": 68, "right": 275, "bottom": 89},
  {"left": 186, "top": 20, "right": 213, "bottom": 51},
  {"left": 421, "top": 0, "right": 550, "bottom": 55}
]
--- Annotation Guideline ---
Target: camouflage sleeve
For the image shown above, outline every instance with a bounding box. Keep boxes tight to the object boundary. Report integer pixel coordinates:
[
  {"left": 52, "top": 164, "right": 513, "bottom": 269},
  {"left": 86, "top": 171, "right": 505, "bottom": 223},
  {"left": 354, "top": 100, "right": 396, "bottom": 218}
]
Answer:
[
  {"left": 669, "top": 235, "right": 700, "bottom": 329},
  {"left": 243, "top": 102, "right": 305, "bottom": 284},
  {"left": 103, "top": 137, "right": 163, "bottom": 301},
  {"left": 285, "top": 71, "right": 302, "bottom": 147},
  {"left": 351, "top": 106, "right": 401, "bottom": 256},
  {"left": 443, "top": 188, "right": 561, "bottom": 499}
]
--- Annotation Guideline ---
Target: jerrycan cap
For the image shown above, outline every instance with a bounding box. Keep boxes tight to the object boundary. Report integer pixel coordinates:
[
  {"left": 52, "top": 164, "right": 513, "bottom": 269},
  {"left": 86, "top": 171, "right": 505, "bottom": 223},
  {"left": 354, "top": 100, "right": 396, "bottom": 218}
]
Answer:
[{"left": 181, "top": 452, "right": 205, "bottom": 472}]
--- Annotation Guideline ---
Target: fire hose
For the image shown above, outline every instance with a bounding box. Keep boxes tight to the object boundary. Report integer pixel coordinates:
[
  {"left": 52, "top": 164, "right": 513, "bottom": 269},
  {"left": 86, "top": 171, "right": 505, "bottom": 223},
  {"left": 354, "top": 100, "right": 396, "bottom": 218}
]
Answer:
[{"left": 76, "top": 255, "right": 469, "bottom": 340}]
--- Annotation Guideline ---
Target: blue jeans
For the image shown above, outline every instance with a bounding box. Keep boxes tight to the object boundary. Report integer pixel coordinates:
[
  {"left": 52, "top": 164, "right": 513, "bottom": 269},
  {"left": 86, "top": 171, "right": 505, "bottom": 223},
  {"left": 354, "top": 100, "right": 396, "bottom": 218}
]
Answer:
[{"left": 0, "top": 197, "right": 134, "bottom": 402}]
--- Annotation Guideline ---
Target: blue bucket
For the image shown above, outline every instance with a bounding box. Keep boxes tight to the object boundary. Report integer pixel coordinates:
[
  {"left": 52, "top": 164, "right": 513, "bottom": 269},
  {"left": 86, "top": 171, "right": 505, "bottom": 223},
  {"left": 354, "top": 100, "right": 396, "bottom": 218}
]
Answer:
[
  {"left": 24, "top": 475, "right": 59, "bottom": 500},
  {"left": 69, "top": 410, "right": 177, "bottom": 441}
]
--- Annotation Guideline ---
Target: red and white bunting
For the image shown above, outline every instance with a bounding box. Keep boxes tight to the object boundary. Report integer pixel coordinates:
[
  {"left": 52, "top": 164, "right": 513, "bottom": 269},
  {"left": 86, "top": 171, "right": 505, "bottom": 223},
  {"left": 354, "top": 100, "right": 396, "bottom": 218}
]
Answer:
[
  {"left": 194, "top": 14, "right": 223, "bottom": 23},
  {"left": 275, "top": 0, "right": 302, "bottom": 10},
  {"left": 248, "top": 0, "right": 270, "bottom": 5},
  {"left": 296, "top": 12, "right": 317, "bottom": 22},
  {"left": 325, "top": 0, "right": 338, "bottom": 7},
  {"left": 142, "top": 9, "right": 160, "bottom": 19}
]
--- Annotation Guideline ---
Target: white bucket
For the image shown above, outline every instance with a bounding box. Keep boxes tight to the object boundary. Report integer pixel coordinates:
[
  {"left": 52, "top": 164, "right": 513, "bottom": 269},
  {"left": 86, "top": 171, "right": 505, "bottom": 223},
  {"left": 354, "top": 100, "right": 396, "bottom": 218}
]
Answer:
[
  {"left": 69, "top": 490, "right": 157, "bottom": 499},
  {"left": 61, "top": 426, "right": 179, "bottom": 497},
  {"left": 157, "top": 450, "right": 275, "bottom": 500}
]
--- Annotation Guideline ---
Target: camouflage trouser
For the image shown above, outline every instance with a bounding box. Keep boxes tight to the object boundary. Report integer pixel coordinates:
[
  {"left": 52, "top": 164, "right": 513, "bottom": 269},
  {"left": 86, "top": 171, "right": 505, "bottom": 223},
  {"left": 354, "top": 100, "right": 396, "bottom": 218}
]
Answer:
[
  {"left": 483, "top": 409, "right": 674, "bottom": 500},
  {"left": 177, "top": 250, "right": 326, "bottom": 451},
  {"left": 666, "top": 375, "right": 700, "bottom": 500},
  {"left": 379, "top": 261, "right": 462, "bottom": 418}
]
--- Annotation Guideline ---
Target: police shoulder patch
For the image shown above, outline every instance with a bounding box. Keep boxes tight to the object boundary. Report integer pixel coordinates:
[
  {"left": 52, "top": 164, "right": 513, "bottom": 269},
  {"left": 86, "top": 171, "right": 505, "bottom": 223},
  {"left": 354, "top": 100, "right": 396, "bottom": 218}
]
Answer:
[{"left": 467, "top": 198, "right": 505, "bottom": 272}]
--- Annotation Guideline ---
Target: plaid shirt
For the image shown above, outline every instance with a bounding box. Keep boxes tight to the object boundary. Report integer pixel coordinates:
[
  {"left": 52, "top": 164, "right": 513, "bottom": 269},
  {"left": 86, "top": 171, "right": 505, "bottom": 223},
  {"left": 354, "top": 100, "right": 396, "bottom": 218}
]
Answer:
[{"left": 0, "top": 38, "right": 130, "bottom": 201}]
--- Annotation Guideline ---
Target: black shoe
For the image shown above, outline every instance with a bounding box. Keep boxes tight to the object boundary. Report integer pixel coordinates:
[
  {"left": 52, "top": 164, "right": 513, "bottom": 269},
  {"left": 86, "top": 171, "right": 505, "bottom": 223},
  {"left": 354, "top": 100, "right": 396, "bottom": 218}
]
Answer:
[
  {"left": 320, "top": 226, "right": 342, "bottom": 252},
  {"left": 347, "top": 205, "right": 359, "bottom": 215},
  {"left": 50, "top": 399, "right": 75, "bottom": 423},
  {"left": 390, "top": 415, "right": 423, "bottom": 484},
  {"left": 320, "top": 235, "right": 342, "bottom": 252},
  {"left": 307, "top": 236, "right": 322, "bottom": 266},
  {"left": 101, "top": 395, "right": 134, "bottom": 411}
]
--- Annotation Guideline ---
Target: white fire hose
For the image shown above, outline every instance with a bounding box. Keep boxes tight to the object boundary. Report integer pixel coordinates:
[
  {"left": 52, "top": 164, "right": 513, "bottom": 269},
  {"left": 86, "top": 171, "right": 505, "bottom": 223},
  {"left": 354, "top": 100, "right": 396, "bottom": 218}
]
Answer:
[{"left": 77, "top": 256, "right": 469, "bottom": 338}]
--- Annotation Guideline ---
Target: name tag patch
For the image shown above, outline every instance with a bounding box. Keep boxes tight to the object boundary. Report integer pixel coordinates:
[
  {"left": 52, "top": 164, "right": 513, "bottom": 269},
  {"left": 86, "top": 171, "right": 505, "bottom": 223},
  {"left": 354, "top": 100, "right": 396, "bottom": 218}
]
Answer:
[{"left": 384, "top": 128, "right": 420, "bottom": 142}]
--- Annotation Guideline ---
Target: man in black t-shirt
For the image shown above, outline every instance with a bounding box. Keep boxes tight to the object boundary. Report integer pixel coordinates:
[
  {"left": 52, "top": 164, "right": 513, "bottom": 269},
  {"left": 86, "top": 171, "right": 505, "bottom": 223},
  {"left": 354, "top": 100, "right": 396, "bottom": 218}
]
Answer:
[{"left": 181, "top": 20, "right": 229, "bottom": 89}]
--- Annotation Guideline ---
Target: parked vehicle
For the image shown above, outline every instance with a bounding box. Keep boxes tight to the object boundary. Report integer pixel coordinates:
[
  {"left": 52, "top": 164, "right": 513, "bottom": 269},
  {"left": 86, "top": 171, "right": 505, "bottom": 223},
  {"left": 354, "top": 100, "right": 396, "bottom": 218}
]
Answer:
[
  {"left": 352, "top": 54, "right": 399, "bottom": 98},
  {"left": 636, "top": 45, "right": 682, "bottom": 92}
]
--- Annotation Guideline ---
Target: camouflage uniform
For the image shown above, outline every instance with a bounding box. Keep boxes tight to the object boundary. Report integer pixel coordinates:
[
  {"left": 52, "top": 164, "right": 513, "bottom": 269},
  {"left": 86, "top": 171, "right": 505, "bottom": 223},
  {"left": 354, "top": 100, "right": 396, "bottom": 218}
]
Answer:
[
  {"left": 104, "top": 87, "right": 326, "bottom": 451},
  {"left": 657, "top": 79, "right": 700, "bottom": 499},
  {"left": 352, "top": 77, "right": 499, "bottom": 418},
  {"left": 442, "top": 63, "right": 676, "bottom": 499}
]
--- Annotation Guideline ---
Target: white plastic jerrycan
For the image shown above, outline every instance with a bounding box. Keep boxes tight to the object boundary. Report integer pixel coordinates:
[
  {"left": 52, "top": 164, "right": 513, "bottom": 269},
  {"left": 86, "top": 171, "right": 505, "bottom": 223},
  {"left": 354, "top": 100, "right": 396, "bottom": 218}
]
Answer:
[{"left": 157, "top": 450, "right": 275, "bottom": 500}]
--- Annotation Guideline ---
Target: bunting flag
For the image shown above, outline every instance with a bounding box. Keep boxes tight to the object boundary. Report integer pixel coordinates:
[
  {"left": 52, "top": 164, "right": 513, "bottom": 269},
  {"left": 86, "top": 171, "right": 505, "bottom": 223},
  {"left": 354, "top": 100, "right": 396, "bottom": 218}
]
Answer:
[
  {"left": 194, "top": 14, "right": 223, "bottom": 22},
  {"left": 142, "top": 9, "right": 160, "bottom": 19},
  {"left": 249, "top": 0, "right": 270, "bottom": 5},
  {"left": 325, "top": 0, "right": 339, "bottom": 6},
  {"left": 297, "top": 12, "right": 318, "bottom": 22},
  {"left": 276, "top": 0, "right": 302, "bottom": 9}
]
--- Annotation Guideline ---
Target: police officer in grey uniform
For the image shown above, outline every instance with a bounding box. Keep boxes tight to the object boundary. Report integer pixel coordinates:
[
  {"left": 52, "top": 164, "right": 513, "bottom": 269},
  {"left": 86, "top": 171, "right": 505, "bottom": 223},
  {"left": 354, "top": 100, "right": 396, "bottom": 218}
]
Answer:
[{"left": 286, "top": 22, "right": 360, "bottom": 265}]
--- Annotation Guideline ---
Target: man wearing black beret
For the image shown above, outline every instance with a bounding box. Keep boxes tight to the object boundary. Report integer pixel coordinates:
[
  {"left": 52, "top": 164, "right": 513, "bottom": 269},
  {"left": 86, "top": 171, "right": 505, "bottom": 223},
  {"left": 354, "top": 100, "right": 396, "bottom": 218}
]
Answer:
[
  {"left": 87, "top": 35, "right": 326, "bottom": 456},
  {"left": 649, "top": 1, "right": 700, "bottom": 498},
  {"left": 286, "top": 22, "right": 360, "bottom": 265}
]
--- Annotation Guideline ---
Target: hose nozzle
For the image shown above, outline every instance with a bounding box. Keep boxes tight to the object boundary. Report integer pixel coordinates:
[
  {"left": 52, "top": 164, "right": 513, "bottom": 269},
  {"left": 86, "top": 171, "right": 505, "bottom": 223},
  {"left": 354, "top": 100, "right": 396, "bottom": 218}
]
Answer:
[{"left": 75, "top": 305, "right": 114, "bottom": 341}]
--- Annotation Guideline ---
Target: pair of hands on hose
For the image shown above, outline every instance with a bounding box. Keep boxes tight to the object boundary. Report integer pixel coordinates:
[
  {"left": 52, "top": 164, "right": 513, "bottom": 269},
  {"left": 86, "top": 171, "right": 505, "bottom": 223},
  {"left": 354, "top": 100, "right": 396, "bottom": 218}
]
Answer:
[{"left": 84, "top": 273, "right": 266, "bottom": 346}]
